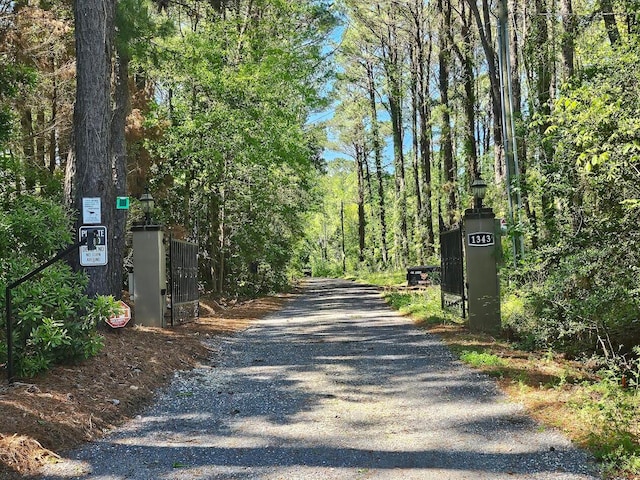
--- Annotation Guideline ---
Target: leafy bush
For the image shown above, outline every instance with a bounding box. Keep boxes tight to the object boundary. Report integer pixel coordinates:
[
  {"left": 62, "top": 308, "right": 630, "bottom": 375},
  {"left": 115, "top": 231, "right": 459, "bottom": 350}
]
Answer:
[
  {"left": 310, "top": 258, "right": 344, "bottom": 278},
  {"left": 573, "top": 372, "right": 640, "bottom": 476},
  {"left": 0, "top": 195, "right": 104, "bottom": 378},
  {"left": 505, "top": 244, "right": 640, "bottom": 357}
]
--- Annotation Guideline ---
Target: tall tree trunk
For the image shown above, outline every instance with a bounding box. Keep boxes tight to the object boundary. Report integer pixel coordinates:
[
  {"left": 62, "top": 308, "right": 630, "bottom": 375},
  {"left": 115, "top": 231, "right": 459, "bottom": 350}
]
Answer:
[
  {"left": 389, "top": 86, "right": 408, "bottom": 266},
  {"left": 366, "top": 60, "right": 389, "bottom": 267},
  {"left": 66, "top": 0, "right": 116, "bottom": 298},
  {"left": 413, "top": 0, "right": 435, "bottom": 260},
  {"left": 356, "top": 141, "right": 366, "bottom": 263},
  {"left": 409, "top": 42, "right": 423, "bottom": 262},
  {"left": 207, "top": 191, "right": 220, "bottom": 290},
  {"left": 20, "top": 106, "right": 36, "bottom": 191},
  {"left": 560, "top": 0, "right": 575, "bottom": 78},
  {"left": 600, "top": 0, "right": 621, "bottom": 46},
  {"left": 383, "top": 17, "right": 408, "bottom": 267},
  {"left": 36, "top": 109, "right": 46, "bottom": 186},
  {"left": 49, "top": 52, "right": 58, "bottom": 175},
  {"left": 466, "top": 0, "right": 505, "bottom": 181},
  {"left": 510, "top": 0, "right": 538, "bottom": 248},
  {"left": 110, "top": 52, "right": 131, "bottom": 299},
  {"left": 451, "top": 4, "right": 478, "bottom": 184},
  {"left": 218, "top": 158, "right": 228, "bottom": 293},
  {"left": 531, "top": 0, "right": 556, "bottom": 240},
  {"left": 409, "top": 43, "right": 422, "bottom": 215},
  {"left": 438, "top": 0, "right": 456, "bottom": 225},
  {"left": 558, "top": 0, "right": 582, "bottom": 235}
]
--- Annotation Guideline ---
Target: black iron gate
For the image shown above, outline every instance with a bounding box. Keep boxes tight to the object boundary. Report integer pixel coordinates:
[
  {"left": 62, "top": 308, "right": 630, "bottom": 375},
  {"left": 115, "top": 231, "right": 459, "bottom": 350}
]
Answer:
[
  {"left": 440, "top": 226, "right": 466, "bottom": 318},
  {"left": 168, "top": 238, "right": 199, "bottom": 326}
]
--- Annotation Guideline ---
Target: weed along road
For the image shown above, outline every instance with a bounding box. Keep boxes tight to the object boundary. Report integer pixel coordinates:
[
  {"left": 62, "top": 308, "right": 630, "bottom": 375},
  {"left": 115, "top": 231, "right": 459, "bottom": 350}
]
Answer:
[{"left": 40, "top": 278, "right": 601, "bottom": 480}]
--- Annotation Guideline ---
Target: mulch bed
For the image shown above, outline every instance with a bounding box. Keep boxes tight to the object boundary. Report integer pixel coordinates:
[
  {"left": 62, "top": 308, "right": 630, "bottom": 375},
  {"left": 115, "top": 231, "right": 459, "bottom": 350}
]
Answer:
[{"left": 0, "top": 294, "right": 290, "bottom": 478}]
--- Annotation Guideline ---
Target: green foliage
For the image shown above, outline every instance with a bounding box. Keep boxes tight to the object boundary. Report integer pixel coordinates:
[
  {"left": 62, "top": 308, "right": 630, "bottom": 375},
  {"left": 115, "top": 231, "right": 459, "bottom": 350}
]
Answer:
[
  {"left": 0, "top": 195, "right": 103, "bottom": 378},
  {"left": 507, "top": 44, "right": 640, "bottom": 358},
  {"left": 505, "top": 244, "right": 640, "bottom": 357},
  {"left": 572, "top": 374, "right": 640, "bottom": 476},
  {"left": 383, "top": 286, "right": 458, "bottom": 327},
  {"left": 358, "top": 270, "right": 406, "bottom": 286},
  {"left": 0, "top": 61, "right": 36, "bottom": 148},
  {"left": 144, "top": 1, "right": 336, "bottom": 295},
  {"left": 459, "top": 350, "right": 506, "bottom": 368},
  {"left": 310, "top": 258, "right": 345, "bottom": 278}
]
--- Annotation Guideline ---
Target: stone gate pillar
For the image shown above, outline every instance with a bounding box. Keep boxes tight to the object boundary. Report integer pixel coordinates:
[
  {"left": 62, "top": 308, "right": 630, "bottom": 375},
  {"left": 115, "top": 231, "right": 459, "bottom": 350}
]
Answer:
[
  {"left": 463, "top": 208, "right": 501, "bottom": 334},
  {"left": 132, "top": 225, "right": 166, "bottom": 327}
]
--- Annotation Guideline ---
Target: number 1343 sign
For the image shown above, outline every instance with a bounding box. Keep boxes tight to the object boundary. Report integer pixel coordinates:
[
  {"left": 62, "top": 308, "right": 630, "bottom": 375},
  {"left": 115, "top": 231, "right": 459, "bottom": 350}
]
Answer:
[{"left": 468, "top": 232, "right": 495, "bottom": 247}]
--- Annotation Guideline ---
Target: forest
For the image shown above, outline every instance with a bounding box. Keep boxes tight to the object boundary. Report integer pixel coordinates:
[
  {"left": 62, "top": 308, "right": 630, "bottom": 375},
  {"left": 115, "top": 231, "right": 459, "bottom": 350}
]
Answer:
[
  {"left": 0, "top": 0, "right": 640, "bottom": 408},
  {"left": 1, "top": 0, "right": 640, "bottom": 475}
]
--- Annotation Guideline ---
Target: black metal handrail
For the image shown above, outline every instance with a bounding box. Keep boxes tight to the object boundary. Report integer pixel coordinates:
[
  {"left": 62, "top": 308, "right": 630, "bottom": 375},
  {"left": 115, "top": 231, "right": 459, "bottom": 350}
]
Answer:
[{"left": 440, "top": 226, "right": 466, "bottom": 319}]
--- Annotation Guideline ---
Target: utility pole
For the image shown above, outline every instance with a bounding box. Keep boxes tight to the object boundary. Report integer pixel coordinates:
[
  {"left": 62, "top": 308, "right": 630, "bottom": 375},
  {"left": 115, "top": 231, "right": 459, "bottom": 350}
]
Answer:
[
  {"left": 341, "top": 201, "right": 346, "bottom": 273},
  {"left": 497, "top": 0, "right": 525, "bottom": 264}
]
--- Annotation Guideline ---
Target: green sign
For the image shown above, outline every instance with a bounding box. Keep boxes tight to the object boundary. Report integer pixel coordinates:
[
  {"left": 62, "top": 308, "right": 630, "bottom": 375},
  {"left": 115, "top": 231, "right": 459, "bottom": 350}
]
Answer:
[{"left": 116, "top": 197, "right": 130, "bottom": 210}]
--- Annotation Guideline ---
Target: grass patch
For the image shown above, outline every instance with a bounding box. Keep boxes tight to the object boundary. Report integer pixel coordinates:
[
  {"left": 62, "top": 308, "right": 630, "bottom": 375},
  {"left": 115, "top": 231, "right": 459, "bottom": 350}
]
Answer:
[
  {"left": 383, "top": 286, "right": 462, "bottom": 327},
  {"left": 355, "top": 270, "right": 407, "bottom": 286},
  {"left": 568, "top": 378, "right": 640, "bottom": 476},
  {"left": 459, "top": 350, "right": 506, "bottom": 367}
]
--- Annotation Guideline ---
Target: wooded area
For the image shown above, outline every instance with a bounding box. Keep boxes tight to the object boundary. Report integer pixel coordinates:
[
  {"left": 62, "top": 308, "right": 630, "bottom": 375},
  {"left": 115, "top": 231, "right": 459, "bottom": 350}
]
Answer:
[
  {"left": 1, "top": 0, "right": 640, "bottom": 368},
  {"left": 0, "top": 0, "right": 335, "bottom": 376},
  {"left": 309, "top": 0, "right": 640, "bottom": 357},
  {"left": 2, "top": 0, "right": 640, "bottom": 475}
]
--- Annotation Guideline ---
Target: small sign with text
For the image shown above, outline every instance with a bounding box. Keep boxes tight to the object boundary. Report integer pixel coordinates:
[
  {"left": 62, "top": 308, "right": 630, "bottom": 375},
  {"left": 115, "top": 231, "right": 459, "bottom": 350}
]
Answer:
[{"left": 467, "top": 232, "right": 495, "bottom": 247}]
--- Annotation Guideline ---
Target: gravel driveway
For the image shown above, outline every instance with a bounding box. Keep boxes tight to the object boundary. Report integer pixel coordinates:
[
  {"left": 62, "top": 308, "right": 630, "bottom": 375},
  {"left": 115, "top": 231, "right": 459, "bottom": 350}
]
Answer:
[{"left": 39, "top": 278, "right": 601, "bottom": 479}]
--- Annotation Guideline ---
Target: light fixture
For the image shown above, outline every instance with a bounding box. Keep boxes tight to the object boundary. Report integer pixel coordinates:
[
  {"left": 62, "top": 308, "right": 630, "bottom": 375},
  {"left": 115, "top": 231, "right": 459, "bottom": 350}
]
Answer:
[
  {"left": 140, "top": 186, "right": 155, "bottom": 225},
  {"left": 471, "top": 176, "right": 487, "bottom": 210}
]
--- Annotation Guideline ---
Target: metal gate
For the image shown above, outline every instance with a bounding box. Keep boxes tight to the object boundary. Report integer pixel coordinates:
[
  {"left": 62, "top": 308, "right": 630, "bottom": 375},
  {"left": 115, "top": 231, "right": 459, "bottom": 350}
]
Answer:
[
  {"left": 440, "top": 226, "right": 466, "bottom": 318},
  {"left": 168, "top": 237, "right": 199, "bottom": 326}
]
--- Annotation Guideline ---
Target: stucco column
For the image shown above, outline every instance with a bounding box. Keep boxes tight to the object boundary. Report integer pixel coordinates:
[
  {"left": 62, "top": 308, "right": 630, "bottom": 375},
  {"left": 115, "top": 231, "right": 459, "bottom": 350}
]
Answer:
[
  {"left": 132, "top": 225, "right": 166, "bottom": 327},
  {"left": 463, "top": 208, "right": 501, "bottom": 334}
]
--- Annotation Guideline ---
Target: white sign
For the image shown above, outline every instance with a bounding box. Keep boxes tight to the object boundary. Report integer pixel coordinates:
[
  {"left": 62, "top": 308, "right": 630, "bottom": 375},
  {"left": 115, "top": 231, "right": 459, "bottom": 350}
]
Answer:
[
  {"left": 79, "top": 226, "right": 107, "bottom": 266},
  {"left": 468, "top": 232, "right": 495, "bottom": 247},
  {"left": 82, "top": 197, "right": 102, "bottom": 224}
]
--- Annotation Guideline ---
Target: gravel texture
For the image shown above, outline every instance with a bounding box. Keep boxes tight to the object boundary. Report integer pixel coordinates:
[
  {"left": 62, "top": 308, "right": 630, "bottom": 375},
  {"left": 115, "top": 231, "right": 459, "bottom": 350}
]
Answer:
[{"left": 39, "top": 278, "right": 602, "bottom": 479}]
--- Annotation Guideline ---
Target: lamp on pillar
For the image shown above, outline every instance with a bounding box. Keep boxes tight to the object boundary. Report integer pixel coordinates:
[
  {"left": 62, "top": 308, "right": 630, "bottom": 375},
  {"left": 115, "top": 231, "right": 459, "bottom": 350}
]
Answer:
[
  {"left": 464, "top": 174, "right": 501, "bottom": 335},
  {"left": 471, "top": 176, "right": 488, "bottom": 210},
  {"left": 140, "top": 187, "right": 155, "bottom": 225}
]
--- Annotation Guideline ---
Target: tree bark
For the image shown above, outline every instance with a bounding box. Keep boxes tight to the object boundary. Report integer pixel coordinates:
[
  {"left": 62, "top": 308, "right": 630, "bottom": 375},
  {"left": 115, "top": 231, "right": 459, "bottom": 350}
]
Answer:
[
  {"left": 366, "top": 60, "right": 389, "bottom": 267},
  {"left": 49, "top": 52, "right": 58, "bottom": 175},
  {"left": 531, "top": 0, "right": 556, "bottom": 240},
  {"left": 383, "top": 19, "right": 409, "bottom": 267},
  {"left": 560, "top": 0, "right": 575, "bottom": 78},
  {"left": 66, "top": 0, "right": 116, "bottom": 298},
  {"left": 465, "top": 0, "right": 505, "bottom": 181},
  {"left": 450, "top": 3, "right": 478, "bottom": 183},
  {"left": 600, "top": 0, "right": 620, "bottom": 46},
  {"left": 110, "top": 51, "right": 131, "bottom": 298},
  {"left": 356, "top": 140, "right": 366, "bottom": 263},
  {"left": 414, "top": 0, "right": 435, "bottom": 260},
  {"left": 20, "top": 105, "right": 36, "bottom": 191},
  {"left": 438, "top": 0, "right": 456, "bottom": 226}
]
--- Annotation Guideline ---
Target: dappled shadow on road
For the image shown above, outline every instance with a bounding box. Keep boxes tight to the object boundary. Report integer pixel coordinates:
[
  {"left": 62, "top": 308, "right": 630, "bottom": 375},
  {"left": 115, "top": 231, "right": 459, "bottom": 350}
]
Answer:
[
  {"left": 38, "top": 278, "right": 599, "bottom": 479},
  {"left": 39, "top": 443, "right": 594, "bottom": 479}
]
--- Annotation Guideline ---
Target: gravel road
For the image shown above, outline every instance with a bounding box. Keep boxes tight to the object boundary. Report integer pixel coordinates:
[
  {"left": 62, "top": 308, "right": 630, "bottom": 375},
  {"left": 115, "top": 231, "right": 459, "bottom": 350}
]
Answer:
[{"left": 39, "top": 278, "right": 601, "bottom": 479}]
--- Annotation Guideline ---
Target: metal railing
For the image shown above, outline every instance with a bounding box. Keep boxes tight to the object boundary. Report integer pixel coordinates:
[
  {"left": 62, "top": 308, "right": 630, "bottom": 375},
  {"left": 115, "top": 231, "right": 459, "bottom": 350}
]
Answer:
[
  {"left": 168, "top": 238, "right": 199, "bottom": 326},
  {"left": 440, "top": 226, "right": 466, "bottom": 318}
]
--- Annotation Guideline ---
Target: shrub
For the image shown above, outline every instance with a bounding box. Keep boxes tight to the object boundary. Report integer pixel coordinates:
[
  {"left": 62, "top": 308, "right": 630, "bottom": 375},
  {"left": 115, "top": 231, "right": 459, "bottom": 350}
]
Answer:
[
  {"left": 0, "top": 195, "right": 104, "bottom": 378},
  {"left": 505, "top": 244, "right": 640, "bottom": 357}
]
